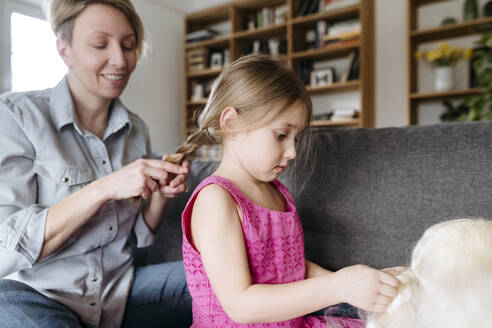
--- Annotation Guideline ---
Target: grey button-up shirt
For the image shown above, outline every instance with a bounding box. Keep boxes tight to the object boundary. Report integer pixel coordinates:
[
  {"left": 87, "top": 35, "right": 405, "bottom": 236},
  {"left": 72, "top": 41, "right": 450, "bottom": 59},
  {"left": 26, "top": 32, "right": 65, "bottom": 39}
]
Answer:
[{"left": 0, "top": 77, "right": 155, "bottom": 327}]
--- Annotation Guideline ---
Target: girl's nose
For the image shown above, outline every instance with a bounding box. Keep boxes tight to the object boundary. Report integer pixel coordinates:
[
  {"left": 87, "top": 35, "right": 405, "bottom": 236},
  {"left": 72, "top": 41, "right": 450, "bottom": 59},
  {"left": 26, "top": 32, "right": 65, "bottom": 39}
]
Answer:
[{"left": 284, "top": 140, "right": 297, "bottom": 160}]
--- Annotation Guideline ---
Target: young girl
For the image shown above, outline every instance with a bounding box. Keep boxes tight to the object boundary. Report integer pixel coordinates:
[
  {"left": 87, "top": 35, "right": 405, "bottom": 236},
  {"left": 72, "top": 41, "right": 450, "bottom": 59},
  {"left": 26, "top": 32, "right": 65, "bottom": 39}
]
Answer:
[
  {"left": 168, "top": 54, "right": 400, "bottom": 327},
  {"left": 366, "top": 218, "right": 492, "bottom": 328}
]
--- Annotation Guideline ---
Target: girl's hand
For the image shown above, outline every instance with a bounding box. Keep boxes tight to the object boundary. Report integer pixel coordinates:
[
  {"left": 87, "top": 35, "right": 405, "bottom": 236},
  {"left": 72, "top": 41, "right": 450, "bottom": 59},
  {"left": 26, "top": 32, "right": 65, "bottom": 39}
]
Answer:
[
  {"left": 334, "top": 264, "right": 400, "bottom": 313},
  {"left": 156, "top": 155, "right": 189, "bottom": 199},
  {"left": 94, "top": 157, "right": 187, "bottom": 201},
  {"left": 382, "top": 266, "right": 407, "bottom": 275}
]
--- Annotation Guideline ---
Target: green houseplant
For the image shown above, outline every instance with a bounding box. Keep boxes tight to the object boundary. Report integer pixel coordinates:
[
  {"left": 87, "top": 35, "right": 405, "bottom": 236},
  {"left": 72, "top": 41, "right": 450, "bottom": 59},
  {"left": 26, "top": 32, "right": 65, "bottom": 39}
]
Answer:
[{"left": 441, "top": 34, "right": 492, "bottom": 121}]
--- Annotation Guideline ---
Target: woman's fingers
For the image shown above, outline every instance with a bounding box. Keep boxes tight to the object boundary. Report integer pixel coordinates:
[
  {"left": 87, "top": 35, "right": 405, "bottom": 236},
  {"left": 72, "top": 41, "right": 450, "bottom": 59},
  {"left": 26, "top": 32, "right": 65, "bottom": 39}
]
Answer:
[
  {"left": 146, "top": 158, "right": 188, "bottom": 175},
  {"left": 143, "top": 165, "right": 169, "bottom": 186}
]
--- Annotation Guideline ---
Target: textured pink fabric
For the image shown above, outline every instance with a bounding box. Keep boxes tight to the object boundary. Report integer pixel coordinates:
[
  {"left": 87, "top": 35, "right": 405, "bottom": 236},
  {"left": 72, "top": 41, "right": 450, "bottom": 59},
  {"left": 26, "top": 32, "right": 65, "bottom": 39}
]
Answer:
[{"left": 182, "top": 176, "right": 364, "bottom": 328}]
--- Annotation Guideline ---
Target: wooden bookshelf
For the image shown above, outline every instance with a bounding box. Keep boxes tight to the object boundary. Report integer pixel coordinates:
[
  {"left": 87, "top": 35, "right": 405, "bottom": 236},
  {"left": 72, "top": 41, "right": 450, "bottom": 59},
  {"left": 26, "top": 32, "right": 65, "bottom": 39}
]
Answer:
[
  {"left": 184, "top": 0, "right": 374, "bottom": 137},
  {"left": 407, "top": 0, "right": 492, "bottom": 124}
]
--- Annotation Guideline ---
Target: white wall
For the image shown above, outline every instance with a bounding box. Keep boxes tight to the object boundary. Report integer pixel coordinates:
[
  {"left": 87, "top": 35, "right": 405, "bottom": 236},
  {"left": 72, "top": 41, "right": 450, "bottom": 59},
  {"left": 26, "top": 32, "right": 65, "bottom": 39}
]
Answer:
[{"left": 121, "top": 0, "right": 185, "bottom": 154}]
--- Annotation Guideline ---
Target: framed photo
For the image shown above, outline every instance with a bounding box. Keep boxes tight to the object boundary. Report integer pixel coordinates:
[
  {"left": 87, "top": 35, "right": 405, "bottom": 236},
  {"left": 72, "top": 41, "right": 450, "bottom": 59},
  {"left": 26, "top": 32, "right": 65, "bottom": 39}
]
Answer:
[
  {"left": 310, "top": 68, "right": 335, "bottom": 87},
  {"left": 210, "top": 52, "right": 223, "bottom": 69}
]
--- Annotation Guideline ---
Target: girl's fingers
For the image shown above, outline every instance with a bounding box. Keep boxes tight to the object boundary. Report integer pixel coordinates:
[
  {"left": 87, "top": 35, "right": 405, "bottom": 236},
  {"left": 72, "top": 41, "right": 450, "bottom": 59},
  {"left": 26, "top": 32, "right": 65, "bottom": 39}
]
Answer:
[
  {"left": 170, "top": 173, "right": 187, "bottom": 188},
  {"left": 378, "top": 271, "right": 400, "bottom": 288},
  {"left": 373, "top": 293, "right": 393, "bottom": 306},
  {"left": 379, "top": 282, "right": 398, "bottom": 298},
  {"left": 145, "top": 177, "right": 159, "bottom": 193},
  {"left": 159, "top": 183, "right": 186, "bottom": 196},
  {"left": 382, "top": 266, "right": 407, "bottom": 275}
]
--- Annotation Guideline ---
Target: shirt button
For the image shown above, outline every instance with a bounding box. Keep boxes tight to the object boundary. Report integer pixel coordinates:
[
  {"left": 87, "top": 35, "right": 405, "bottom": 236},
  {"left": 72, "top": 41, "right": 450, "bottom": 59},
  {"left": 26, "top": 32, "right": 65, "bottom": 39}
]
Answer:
[
  {"left": 62, "top": 177, "right": 69, "bottom": 183},
  {"left": 100, "top": 160, "right": 106, "bottom": 165},
  {"left": 90, "top": 302, "right": 96, "bottom": 306},
  {"left": 92, "top": 277, "right": 98, "bottom": 282},
  {"left": 108, "top": 226, "right": 114, "bottom": 231}
]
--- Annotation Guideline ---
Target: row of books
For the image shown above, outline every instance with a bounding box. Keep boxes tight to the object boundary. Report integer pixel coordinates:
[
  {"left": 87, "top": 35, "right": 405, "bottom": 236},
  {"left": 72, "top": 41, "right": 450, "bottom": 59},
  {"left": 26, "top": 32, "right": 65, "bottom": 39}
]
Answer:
[
  {"left": 295, "top": 0, "right": 360, "bottom": 17},
  {"left": 186, "top": 29, "right": 219, "bottom": 44},
  {"left": 313, "top": 108, "right": 359, "bottom": 122},
  {"left": 243, "top": 5, "right": 288, "bottom": 30},
  {"left": 186, "top": 48, "right": 230, "bottom": 73},
  {"left": 307, "top": 19, "right": 361, "bottom": 50}
]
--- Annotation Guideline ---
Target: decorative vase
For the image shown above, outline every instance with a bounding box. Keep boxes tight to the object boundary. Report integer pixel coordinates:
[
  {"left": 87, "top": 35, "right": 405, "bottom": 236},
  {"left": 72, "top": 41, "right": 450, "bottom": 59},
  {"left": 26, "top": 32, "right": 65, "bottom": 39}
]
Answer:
[
  {"left": 463, "top": 0, "right": 479, "bottom": 21},
  {"left": 435, "top": 66, "right": 455, "bottom": 92}
]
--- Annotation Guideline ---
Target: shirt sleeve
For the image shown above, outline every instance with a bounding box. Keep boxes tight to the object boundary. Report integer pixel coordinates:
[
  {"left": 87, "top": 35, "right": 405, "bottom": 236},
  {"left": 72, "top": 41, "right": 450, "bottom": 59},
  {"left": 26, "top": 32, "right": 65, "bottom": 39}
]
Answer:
[
  {"left": 0, "top": 100, "right": 47, "bottom": 278},
  {"left": 131, "top": 120, "right": 155, "bottom": 248}
]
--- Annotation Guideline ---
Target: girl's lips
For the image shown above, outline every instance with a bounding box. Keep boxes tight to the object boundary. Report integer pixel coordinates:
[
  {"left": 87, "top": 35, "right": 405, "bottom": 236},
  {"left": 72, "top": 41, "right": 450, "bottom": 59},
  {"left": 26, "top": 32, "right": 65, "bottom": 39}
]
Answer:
[{"left": 274, "top": 165, "right": 286, "bottom": 173}]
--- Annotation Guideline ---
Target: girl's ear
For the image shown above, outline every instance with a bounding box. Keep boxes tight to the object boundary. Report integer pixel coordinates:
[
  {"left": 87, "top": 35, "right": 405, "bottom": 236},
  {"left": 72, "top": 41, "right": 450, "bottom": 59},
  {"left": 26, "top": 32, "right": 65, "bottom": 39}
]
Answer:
[
  {"left": 56, "top": 38, "right": 73, "bottom": 69},
  {"left": 220, "top": 107, "right": 239, "bottom": 134}
]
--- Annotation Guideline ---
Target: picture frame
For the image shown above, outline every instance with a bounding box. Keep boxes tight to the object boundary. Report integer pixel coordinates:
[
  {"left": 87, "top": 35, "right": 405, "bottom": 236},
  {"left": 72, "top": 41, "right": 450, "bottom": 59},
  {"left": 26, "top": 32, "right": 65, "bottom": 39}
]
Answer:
[
  {"left": 210, "top": 52, "right": 223, "bottom": 69},
  {"left": 310, "top": 68, "right": 335, "bottom": 86}
]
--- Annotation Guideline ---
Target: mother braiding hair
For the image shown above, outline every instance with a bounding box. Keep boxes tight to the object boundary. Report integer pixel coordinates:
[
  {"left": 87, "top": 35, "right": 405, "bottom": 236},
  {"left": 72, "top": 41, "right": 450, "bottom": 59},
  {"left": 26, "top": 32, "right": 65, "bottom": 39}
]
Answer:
[{"left": 163, "top": 54, "right": 312, "bottom": 170}]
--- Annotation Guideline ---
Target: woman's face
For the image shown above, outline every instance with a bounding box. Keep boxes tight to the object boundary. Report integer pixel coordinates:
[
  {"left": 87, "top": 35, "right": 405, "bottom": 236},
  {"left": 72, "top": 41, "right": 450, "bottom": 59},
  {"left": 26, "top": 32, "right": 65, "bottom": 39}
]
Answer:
[{"left": 58, "top": 3, "right": 138, "bottom": 101}]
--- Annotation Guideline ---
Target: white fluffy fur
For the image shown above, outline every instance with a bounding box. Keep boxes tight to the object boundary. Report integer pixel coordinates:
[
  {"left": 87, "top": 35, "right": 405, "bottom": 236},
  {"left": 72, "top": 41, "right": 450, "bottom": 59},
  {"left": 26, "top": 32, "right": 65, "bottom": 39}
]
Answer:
[{"left": 366, "top": 218, "right": 492, "bottom": 328}]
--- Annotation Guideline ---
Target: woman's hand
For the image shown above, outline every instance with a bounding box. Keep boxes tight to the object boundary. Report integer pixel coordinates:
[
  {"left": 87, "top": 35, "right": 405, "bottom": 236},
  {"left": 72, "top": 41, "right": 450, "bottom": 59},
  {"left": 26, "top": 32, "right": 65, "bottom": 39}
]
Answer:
[
  {"left": 154, "top": 154, "right": 189, "bottom": 199},
  {"left": 334, "top": 264, "right": 400, "bottom": 313},
  {"left": 94, "top": 156, "right": 188, "bottom": 201}
]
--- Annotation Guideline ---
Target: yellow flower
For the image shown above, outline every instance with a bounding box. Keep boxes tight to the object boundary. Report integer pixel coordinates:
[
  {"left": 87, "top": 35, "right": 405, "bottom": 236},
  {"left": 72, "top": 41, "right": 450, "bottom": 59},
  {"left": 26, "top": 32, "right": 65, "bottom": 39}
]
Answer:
[{"left": 415, "top": 43, "right": 470, "bottom": 66}]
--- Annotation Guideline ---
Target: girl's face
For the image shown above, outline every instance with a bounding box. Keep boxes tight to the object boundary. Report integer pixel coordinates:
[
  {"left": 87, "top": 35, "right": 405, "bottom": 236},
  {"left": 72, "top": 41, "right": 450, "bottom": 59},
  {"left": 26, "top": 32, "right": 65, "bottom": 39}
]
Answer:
[
  {"left": 58, "top": 3, "right": 137, "bottom": 101},
  {"left": 231, "top": 101, "right": 307, "bottom": 183}
]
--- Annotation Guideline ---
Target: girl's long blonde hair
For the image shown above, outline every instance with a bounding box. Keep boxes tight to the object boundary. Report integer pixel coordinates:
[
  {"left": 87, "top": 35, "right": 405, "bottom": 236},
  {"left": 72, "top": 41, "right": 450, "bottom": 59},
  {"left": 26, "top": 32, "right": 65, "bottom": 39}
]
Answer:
[{"left": 167, "top": 54, "right": 312, "bottom": 165}]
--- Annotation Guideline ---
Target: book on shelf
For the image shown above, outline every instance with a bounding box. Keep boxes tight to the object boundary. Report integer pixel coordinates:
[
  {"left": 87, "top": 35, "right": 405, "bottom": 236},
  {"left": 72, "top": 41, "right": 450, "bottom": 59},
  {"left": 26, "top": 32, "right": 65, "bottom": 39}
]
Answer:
[
  {"left": 244, "top": 5, "right": 286, "bottom": 30},
  {"left": 320, "top": 0, "right": 360, "bottom": 12},
  {"left": 297, "top": 0, "right": 321, "bottom": 17},
  {"left": 326, "top": 19, "right": 361, "bottom": 40},
  {"left": 340, "top": 51, "right": 355, "bottom": 83},
  {"left": 186, "top": 29, "right": 219, "bottom": 43},
  {"left": 186, "top": 47, "right": 208, "bottom": 73},
  {"left": 331, "top": 108, "right": 359, "bottom": 122},
  {"left": 347, "top": 50, "right": 359, "bottom": 81}
]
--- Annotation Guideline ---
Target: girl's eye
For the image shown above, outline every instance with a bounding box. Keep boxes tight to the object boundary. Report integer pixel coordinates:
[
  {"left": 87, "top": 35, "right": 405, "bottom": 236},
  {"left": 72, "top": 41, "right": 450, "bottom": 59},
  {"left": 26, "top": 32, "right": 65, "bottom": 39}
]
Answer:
[
  {"left": 93, "top": 44, "right": 107, "bottom": 49},
  {"left": 275, "top": 132, "right": 287, "bottom": 141}
]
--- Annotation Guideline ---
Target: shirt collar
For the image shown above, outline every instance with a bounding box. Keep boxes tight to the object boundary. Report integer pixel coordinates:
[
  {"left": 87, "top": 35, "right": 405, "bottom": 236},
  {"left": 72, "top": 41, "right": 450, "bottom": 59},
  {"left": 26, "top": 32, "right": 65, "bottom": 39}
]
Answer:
[
  {"left": 49, "top": 76, "right": 132, "bottom": 138},
  {"left": 49, "top": 76, "right": 77, "bottom": 131}
]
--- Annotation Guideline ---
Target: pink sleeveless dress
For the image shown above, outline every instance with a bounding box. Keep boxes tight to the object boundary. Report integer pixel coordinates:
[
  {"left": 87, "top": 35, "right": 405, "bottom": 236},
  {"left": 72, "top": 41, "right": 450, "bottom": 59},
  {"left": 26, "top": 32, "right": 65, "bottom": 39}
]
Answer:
[{"left": 182, "top": 176, "right": 364, "bottom": 328}]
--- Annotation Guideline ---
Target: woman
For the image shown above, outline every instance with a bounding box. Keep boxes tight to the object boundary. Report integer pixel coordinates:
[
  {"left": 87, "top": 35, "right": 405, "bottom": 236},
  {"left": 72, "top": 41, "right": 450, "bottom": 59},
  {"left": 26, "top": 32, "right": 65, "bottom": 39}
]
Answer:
[{"left": 0, "top": 1, "right": 191, "bottom": 327}]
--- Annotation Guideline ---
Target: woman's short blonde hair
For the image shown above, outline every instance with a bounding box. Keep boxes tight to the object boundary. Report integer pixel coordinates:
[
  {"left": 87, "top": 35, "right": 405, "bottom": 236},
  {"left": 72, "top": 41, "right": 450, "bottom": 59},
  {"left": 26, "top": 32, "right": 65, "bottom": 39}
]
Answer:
[{"left": 43, "top": 0, "right": 145, "bottom": 58}]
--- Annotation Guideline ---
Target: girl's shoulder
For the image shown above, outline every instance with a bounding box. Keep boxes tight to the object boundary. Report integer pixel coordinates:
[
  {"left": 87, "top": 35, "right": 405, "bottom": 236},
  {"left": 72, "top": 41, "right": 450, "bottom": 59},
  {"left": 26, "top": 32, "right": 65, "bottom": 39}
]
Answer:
[{"left": 191, "top": 175, "right": 248, "bottom": 209}]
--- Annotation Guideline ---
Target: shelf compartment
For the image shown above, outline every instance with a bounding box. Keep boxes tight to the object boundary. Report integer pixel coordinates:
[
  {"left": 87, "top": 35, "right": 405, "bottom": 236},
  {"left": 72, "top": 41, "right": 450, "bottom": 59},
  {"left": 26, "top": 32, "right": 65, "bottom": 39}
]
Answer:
[
  {"left": 410, "top": 87, "right": 485, "bottom": 101},
  {"left": 306, "top": 80, "right": 360, "bottom": 93},
  {"left": 410, "top": 17, "right": 492, "bottom": 43},
  {"left": 311, "top": 119, "right": 360, "bottom": 127},
  {"left": 291, "top": 4, "right": 360, "bottom": 26},
  {"left": 186, "top": 4, "right": 230, "bottom": 26},
  {"left": 234, "top": 23, "right": 287, "bottom": 40},
  {"left": 186, "top": 35, "right": 231, "bottom": 50},
  {"left": 187, "top": 68, "right": 223, "bottom": 78},
  {"left": 292, "top": 39, "right": 360, "bottom": 60}
]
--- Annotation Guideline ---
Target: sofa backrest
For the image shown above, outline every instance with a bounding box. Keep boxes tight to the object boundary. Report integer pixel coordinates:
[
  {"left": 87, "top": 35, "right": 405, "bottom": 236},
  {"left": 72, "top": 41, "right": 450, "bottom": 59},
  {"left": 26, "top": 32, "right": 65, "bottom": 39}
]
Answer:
[{"left": 136, "top": 121, "right": 492, "bottom": 270}]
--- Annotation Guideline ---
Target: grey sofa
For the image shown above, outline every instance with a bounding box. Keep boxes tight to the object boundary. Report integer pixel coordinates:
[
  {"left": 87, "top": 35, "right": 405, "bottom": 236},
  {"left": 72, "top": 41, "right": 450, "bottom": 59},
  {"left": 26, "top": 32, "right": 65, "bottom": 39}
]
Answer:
[{"left": 136, "top": 121, "right": 492, "bottom": 271}]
